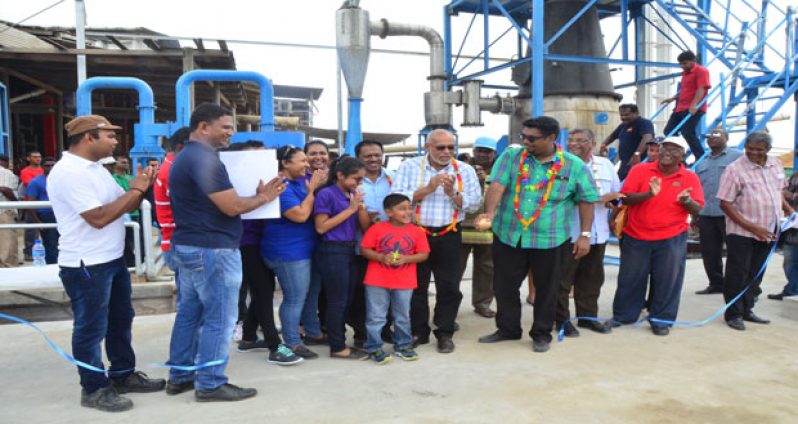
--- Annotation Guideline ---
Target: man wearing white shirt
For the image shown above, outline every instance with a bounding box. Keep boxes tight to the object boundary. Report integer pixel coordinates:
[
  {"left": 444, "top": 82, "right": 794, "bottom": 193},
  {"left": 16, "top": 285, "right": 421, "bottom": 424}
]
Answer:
[
  {"left": 48, "top": 115, "right": 163, "bottom": 412},
  {"left": 557, "top": 129, "right": 623, "bottom": 336}
]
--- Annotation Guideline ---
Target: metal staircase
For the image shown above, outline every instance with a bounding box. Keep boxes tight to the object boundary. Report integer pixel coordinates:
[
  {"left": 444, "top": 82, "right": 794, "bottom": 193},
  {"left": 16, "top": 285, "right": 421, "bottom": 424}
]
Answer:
[{"left": 653, "top": 0, "right": 797, "bottom": 145}]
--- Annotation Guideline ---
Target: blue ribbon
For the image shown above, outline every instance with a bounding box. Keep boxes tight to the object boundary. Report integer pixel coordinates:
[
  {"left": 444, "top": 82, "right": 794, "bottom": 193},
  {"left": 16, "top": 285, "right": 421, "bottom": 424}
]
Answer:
[
  {"left": 558, "top": 213, "right": 797, "bottom": 341},
  {"left": 0, "top": 312, "right": 227, "bottom": 373}
]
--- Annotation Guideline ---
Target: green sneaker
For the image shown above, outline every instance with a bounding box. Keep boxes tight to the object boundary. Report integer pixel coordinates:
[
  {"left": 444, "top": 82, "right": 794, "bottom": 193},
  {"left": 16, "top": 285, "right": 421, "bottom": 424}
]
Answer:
[
  {"left": 394, "top": 348, "right": 419, "bottom": 361},
  {"left": 369, "top": 350, "right": 392, "bottom": 365}
]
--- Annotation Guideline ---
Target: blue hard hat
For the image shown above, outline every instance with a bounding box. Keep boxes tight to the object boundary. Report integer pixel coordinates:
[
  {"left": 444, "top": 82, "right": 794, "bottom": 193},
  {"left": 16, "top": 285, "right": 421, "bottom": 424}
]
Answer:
[{"left": 474, "top": 136, "right": 497, "bottom": 151}]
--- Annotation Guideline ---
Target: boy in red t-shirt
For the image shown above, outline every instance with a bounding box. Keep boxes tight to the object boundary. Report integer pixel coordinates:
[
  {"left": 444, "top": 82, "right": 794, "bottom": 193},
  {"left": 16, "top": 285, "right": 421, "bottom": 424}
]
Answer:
[{"left": 360, "top": 193, "right": 430, "bottom": 364}]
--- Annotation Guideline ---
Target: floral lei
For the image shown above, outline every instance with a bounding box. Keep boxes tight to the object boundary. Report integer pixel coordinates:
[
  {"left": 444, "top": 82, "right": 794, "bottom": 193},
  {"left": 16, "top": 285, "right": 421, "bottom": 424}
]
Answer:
[
  {"left": 514, "top": 146, "right": 564, "bottom": 229},
  {"left": 416, "top": 157, "right": 463, "bottom": 237}
]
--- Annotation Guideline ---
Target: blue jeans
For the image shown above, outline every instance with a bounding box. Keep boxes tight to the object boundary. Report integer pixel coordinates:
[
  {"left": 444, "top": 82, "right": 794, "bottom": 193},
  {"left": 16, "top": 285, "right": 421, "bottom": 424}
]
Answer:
[
  {"left": 262, "top": 257, "right": 311, "bottom": 347},
  {"left": 59, "top": 257, "right": 135, "bottom": 393},
  {"left": 314, "top": 242, "right": 357, "bottom": 353},
  {"left": 39, "top": 213, "right": 59, "bottom": 264},
  {"left": 301, "top": 263, "right": 324, "bottom": 338},
  {"left": 364, "top": 286, "right": 412, "bottom": 352},
  {"left": 167, "top": 245, "right": 241, "bottom": 391},
  {"left": 612, "top": 232, "right": 687, "bottom": 326},
  {"left": 782, "top": 244, "right": 798, "bottom": 296}
]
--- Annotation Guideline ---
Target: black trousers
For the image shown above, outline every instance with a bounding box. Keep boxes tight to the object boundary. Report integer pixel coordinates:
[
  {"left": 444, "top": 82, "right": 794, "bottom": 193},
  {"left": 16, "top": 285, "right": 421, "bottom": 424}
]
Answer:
[
  {"left": 557, "top": 242, "right": 607, "bottom": 323},
  {"left": 347, "top": 255, "right": 368, "bottom": 342},
  {"left": 664, "top": 110, "right": 705, "bottom": 159},
  {"left": 493, "top": 239, "right": 568, "bottom": 343},
  {"left": 724, "top": 234, "right": 772, "bottom": 321},
  {"left": 240, "top": 246, "right": 282, "bottom": 349},
  {"left": 412, "top": 227, "right": 463, "bottom": 339},
  {"left": 698, "top": 216, "right": 727, "bottom": 290}
]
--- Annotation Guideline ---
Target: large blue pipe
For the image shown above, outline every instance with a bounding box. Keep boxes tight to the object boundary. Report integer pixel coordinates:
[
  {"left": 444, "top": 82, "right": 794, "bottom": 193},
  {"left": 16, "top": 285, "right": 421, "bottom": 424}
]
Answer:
[
  {"left": 345, "top": 97, "right": 362, "bottom": 156},
  {"left": 175, "top": 70, "right": 274, "bottom": 131}
]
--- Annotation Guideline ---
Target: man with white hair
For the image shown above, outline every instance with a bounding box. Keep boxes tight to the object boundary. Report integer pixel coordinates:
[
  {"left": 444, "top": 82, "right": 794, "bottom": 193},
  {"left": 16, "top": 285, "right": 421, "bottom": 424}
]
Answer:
[{"left": 392, "top": 129, "right": 482, "bottom": 353}]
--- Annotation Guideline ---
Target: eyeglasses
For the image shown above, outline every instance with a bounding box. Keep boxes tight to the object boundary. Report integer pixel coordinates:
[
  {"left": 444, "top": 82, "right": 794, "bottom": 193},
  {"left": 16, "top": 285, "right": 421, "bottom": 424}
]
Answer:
[
  {"left": 519, "top": 133, "right": 546, "bottom": 143},
  {"left": 280, "top": 145, "right": 297, "bottom": 161},
  {"left": 434, "top": 145, "right": 456, "bottom": 151}
]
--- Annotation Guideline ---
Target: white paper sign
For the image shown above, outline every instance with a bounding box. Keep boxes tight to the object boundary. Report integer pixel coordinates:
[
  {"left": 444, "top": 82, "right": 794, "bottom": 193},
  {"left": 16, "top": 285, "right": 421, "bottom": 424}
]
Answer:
[{"left": 220, "top": 150, "right": 281, "bottom": 219}]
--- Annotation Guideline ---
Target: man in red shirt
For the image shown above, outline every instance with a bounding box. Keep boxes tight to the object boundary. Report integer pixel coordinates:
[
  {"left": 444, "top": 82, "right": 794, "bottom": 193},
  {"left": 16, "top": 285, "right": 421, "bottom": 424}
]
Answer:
[
  {"left": 661, "top": 51, "right": 711, "bottom": 160},
  {"left": 154, "top": 127, "right": 189, "bottom": 270},
  {"left": 20, "top": 150, "right": 44, "bottom": 259},
  {"left": 611, "top": 137, "right": 704, "bottom": 336}
]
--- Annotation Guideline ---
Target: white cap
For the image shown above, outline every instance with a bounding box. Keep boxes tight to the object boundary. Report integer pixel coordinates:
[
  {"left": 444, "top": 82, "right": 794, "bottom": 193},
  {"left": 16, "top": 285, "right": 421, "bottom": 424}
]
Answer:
[
  {"left": 661, "top": 136, "right": 689, "bottom": 151},
  {"left": 99, "top": 156, "right": 116, "bottom": 165}
]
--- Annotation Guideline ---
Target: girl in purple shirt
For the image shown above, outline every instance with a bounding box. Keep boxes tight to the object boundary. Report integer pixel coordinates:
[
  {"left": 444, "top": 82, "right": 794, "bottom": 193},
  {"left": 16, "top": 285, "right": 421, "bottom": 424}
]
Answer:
[{"left": 313, "top": 156, "right": 371, "bottom": 359}]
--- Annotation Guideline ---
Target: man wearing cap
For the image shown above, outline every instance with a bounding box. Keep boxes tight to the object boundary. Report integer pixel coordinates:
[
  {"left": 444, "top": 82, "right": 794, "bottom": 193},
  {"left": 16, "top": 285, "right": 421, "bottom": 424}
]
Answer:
[
  {"left": 475, "top": 116, "right": 599, "bottom": 353},
  {"left": 460, "top": 136, "right": 498, "bottom": 318},
  {"left": 611, "top": 136, "right": 704, "bottom": 336},
  {"left": 166, "top": 103, "right": 285, "bottom": 401},
  {"left": 645, "top": 137, "right": 662, "bottom": 163},
  {"left": 693, "top": 129, "right": 742, "bottom": 295},
  {"left": 557, "top": 129, "right": 623, "bottom": 337},
  {"left": 716, "top": 131, "right": 792, "bottom": 331},
  {"left": 600, "top": 104, "right": 655, "bottom": 180},
  {"left": 48, "top": 115, "right": 165, "bottom": 412}
]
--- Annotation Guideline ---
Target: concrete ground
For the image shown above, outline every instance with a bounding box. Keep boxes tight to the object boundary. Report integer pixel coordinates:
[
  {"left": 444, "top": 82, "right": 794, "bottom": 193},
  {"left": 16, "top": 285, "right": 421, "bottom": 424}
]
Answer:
[{"left": 1, "top": 246, "right": 797, "bottom": 423}]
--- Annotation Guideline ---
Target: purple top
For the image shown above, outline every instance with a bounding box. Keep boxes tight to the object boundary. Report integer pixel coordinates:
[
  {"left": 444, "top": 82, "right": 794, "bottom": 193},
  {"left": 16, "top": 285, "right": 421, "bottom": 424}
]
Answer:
[
  {"left": 240, "top": 219, "right": 264, "bottom": 247},
  {"left": 313, "top": 184, "right": 358, "bottom": 242}
]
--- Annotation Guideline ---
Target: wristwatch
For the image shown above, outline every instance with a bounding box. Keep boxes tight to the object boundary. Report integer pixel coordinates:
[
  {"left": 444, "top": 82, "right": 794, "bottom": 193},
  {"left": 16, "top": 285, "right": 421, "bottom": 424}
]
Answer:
[{"left": 580, "top": 231, "right": 591, "bottom": 238}]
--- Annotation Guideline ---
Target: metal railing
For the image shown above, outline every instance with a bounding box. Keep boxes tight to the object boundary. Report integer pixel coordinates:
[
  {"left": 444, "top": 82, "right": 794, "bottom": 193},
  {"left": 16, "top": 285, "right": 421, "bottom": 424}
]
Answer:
[{"left": 0, "top": 200, "right": 163, "bottom": 279}]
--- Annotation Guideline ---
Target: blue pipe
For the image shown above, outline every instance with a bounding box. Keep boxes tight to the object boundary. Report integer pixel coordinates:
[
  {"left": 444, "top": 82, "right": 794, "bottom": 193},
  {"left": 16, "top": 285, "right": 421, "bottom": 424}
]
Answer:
[
  {"left": 345, "top": 97, "right": 362, "bottom": 156},
  {"left": 175, "top": 70, "right": 274, "bottom": 132},
  {"left": 531, "top": 0, "right": 545, "bottom": 116}
]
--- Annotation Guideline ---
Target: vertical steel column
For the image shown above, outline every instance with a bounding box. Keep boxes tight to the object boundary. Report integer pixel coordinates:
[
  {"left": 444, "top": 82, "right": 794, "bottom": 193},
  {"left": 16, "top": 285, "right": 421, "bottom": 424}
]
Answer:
[
  {"left": 621, "top": 0, "right": 629, "bottom": 60},
  {"left": 531, "top": 0, "right": 545, "bottom": 116},
  {"left": 794, "top": 91, "right": 797, "bottom": 171},
  {"left": 483, "top": 0, "right": 490, "bottom": 69},
  {"left": 444, "top": 4, "right": 453, "bottom": 90}
]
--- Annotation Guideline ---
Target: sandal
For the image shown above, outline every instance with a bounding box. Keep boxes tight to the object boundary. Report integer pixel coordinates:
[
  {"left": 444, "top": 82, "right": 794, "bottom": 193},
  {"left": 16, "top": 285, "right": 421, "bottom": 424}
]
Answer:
[{"left": 330, "top": 347, "right": 368, "bottom": 360}]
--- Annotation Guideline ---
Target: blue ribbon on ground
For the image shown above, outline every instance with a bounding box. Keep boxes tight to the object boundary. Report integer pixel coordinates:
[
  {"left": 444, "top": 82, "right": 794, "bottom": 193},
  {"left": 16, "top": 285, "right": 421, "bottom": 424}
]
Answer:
[
  {"left": 558, "top": 212, "right": 797, "bottom": 342},
  {"left": 0, "top": 312, "right": 227, "bottom": 373}
]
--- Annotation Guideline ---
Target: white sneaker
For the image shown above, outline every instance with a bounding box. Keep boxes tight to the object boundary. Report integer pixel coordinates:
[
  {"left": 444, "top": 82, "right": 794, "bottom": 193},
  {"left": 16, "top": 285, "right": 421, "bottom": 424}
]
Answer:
[{"left": 233, "top": 321, "right": 243, "bottom": 342}]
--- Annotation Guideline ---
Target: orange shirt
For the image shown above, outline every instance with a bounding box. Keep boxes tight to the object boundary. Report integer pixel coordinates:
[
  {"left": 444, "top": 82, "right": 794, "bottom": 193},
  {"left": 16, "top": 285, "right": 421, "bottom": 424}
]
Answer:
[{"left": 361, "top": 222, "right": 430, "bottom": 290}]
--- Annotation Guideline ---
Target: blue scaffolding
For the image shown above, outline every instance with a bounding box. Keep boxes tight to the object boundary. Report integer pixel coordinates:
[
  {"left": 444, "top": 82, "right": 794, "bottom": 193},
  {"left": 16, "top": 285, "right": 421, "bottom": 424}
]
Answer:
[{"left": 444, "top": 0, "right": 798, "bottom": 166}]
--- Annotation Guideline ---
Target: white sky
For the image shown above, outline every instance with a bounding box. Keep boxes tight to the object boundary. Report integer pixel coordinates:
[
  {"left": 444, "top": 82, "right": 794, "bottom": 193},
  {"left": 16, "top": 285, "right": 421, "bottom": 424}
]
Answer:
[{"left": 1, "top": 0, "right": 795, "bottom": 152}]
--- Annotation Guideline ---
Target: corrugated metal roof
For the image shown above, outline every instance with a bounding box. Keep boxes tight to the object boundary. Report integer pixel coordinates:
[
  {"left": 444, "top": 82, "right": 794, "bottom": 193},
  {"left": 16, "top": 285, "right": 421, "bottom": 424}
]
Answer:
[{"left": 0, "top": 22, "right": 57, "bottom": 51}]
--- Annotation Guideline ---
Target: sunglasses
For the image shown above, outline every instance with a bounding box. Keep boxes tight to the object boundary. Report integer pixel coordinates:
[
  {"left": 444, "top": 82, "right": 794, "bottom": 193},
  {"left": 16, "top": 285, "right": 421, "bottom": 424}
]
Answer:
[
  {"left": 434, "top": 145, "right": 456, "bottom": 151},
  {"left": 519, "top": 133, "right": 546, "bottom": 143},
  {"left": 280, "top": 145, "right": 298, "bottom": 161}
]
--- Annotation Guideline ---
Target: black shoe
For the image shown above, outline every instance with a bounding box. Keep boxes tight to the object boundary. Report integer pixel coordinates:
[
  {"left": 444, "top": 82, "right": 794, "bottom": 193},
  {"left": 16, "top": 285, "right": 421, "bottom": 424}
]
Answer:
[
  {"left": 650, "top": 325, "right": 670, "bottom": 336},
  {"left": 112, "top": 371, "right": 165, "bottom": 394},
  {"left": 577, "top": 320, "right": 612, "bottom": 334},
  {"left": 81, "top": 386, "right": 133, "bottom": 412},
  {"left": 478, "top": 331, "right": 520, "bottom": 343},
  {"left": 695, "top": 286, "right": 723, "bottom": 295},
  {"left": 743, "top": 312, "right": 770, "bottom": 324},
  {"left": 237, "top": 339, "right": 270, "bottom": 353},
  {"left": 726, "top": 317, "right": 746, "bottom": 331},
  {"left": 532, "top": 339, "right": 550, "bottom": 353},
  {"left": 290, "top": 344, "right": 319, "bottom": 359},
  {"left": 557, "top": 321, "right": 580, "bottom": 338},
  {"left": 767, "top": 293, "right": 784, "bottom": 301},
  {"left": 412, "top": 335, "right": 429, "bottom": 348},
  {"left": 436, "top": 336, "right": 455, "bottom": 353},
  {"left": 195, "top": 383, "right": 257, "bottom": 402},
  {"left": 608, "top": 319, "right": 628, "bottom": 328},
  {"left": 165, "top": 380, "right": 194, "bottom": 396}
]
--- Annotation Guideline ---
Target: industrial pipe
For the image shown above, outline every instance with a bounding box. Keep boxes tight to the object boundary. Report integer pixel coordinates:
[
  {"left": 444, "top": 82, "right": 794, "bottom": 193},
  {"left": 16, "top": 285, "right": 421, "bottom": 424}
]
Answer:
[{"left": 175, "top": 70, "right": 275, "bottom": 132}]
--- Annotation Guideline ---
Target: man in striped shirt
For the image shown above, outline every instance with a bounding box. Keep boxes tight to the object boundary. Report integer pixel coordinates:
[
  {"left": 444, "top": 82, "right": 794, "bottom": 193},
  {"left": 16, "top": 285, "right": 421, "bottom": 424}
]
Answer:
[
  {"left": 391, "top": 129, "right": 482, "bottom": 353},
  {"left": 154, "top": 127, "right": 189, "bottom": 270},
  {"left": 716, "top": 131, "right": 793, "bottom": 331}
]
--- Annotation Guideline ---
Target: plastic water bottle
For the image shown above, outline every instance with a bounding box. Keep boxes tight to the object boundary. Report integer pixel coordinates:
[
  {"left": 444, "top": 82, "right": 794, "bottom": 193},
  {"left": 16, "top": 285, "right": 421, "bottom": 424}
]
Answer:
[{"left": 32, "top": 240, "right": 46, "bottom": 266}]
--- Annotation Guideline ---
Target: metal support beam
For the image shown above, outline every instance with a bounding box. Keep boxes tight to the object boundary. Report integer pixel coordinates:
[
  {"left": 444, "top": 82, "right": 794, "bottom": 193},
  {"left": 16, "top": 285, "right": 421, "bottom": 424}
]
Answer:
[{"left": 532, "top": 0, "right": 544, "bottom": 116}]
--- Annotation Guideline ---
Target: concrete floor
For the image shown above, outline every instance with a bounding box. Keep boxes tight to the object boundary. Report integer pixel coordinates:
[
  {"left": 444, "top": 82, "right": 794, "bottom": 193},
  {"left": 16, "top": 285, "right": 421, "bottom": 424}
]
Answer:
[{"left": 1, "top": 247, "right": 797, "bottom": 423}]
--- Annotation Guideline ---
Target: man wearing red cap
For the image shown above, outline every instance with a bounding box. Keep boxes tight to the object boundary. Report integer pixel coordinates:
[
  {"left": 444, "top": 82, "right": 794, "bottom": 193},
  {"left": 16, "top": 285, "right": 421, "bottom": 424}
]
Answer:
[{"left": 48, "top": 115, "right": 165, "bottom": 412}]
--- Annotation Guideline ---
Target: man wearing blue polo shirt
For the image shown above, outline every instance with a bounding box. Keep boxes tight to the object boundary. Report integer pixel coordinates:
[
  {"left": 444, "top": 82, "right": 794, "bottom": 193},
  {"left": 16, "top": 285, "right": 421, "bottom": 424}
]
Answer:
[
  {"left": 166, "top": 103, "right": 285, "bottom": 402},
  {"left": 600, "top": 104, "right": 655, "bottom": 180}
]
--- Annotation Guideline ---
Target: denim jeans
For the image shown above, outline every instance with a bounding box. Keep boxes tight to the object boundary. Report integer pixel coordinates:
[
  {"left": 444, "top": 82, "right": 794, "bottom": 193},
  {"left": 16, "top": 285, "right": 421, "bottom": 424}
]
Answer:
[
  {"left": 364, "top": 286, "right": 412, "bottom": 352},
  {"left": 167, "top": 245, "right": 242, "bottom": 391},
  {"left": 301, "top": 262, "right": 324, "bottom": 338},
  {"left": 263, "top": 257, "right": 311, "bottom": 347},
  {"left": 38, "top": 213, "right": 59, "bottom": 264},
  {"left": 782, "top": 245, "right": 798, "bottom": 296},
  {"left": 612, "top": 232, "right": 687, "bottom": 326},
  {"left": 59, "top": 257, "right": 135, "bottom": 394},
  {"left": 314, "top": 242, "right": 357, "bottom": 353}
]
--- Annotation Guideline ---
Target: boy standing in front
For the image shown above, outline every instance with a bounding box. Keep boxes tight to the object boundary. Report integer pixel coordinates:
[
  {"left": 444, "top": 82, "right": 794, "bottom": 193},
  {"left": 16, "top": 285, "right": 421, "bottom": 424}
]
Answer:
[{"left": 360, "top": 194, "right": 430, "bottom": 364}]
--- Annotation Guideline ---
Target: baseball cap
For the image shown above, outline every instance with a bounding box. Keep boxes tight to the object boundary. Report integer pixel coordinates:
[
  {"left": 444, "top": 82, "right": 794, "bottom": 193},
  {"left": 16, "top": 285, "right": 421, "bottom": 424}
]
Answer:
[
  {"left": 474, "top": 136, "right": 497, "bottom": 151},
  {"left": 661, "top": 136, "right": 689, "bottom": 151},
  {"left": 65, "top": 115, "right": 123, "bottom": 137}
]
